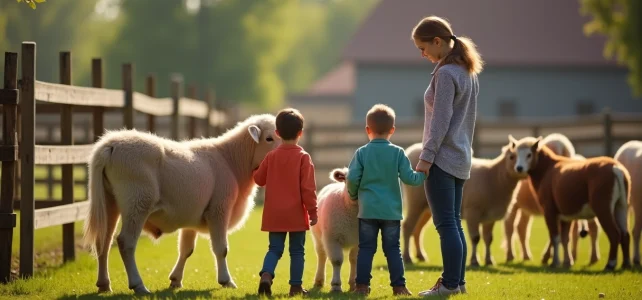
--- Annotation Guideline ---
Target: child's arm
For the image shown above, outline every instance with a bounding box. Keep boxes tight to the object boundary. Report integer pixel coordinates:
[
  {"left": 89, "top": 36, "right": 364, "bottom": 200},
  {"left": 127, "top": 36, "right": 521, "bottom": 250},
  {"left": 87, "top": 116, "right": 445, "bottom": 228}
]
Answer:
[
  {"left": 398, "top": 150, "right": 427, "bottom": 186},
  {"left": 300, "top": 153, "right": 318, "bottom": 222},
  {"left": 346, "top": 149, "right": 363, "bottom": 200},
  {"left": 253, "top": 153, "right": 269, "bottom": 187}
]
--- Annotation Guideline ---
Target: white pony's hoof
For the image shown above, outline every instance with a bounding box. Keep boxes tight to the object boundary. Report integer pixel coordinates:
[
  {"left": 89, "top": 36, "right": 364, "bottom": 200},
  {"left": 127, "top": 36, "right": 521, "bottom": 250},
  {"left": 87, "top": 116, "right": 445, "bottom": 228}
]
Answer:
[
  {"left": 330, "top": 285, "right": 342, "bottom": 293},
  {"left": 97, "top": 285, "right": 112, "bottom": 293},
  {"left": 169, "top": 280, "right": 183, "bottom": 288},
  {"left": 220, "top": 281, "right": 237, "bottom": 289}
]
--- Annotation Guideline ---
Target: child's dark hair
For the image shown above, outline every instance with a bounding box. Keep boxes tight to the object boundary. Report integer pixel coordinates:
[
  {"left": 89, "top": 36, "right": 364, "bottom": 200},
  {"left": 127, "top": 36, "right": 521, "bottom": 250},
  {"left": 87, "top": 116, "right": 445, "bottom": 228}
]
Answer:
[
  {"left": 412, "top": 15, "right": 484, "bottom": 75},
  {"left": 366, "top": 104, "right": 395, "bottom": 135},
  {"left": 276, "top": 108, "right": 304, "bottom": 140}
]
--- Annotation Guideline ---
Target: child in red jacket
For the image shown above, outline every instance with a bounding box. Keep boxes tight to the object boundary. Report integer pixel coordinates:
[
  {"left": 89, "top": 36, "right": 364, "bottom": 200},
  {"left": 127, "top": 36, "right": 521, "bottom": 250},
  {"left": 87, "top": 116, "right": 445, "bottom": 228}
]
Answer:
[{"left": 253, "top": 108, "right": 318, "bottom": 297}]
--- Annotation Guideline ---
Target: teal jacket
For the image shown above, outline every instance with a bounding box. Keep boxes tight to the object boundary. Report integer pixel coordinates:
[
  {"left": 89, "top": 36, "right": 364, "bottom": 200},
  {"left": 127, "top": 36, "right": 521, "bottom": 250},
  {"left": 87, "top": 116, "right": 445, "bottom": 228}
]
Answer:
[{"left": 346, "top": 139, "right": 427, "bottom": 220}]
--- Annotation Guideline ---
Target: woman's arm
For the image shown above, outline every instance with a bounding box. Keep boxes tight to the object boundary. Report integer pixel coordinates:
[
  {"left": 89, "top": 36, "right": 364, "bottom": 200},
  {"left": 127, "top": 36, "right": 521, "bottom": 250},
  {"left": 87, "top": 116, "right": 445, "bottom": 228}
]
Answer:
[{"left": 419, "top": 70, "right": 456, "bottom": 163}]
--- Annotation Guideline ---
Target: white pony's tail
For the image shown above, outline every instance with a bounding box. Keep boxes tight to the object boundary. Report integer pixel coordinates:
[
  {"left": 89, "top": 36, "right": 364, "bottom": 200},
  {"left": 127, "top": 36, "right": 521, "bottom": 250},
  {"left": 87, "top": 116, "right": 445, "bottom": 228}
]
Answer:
[
  {"left": 83, "top": 146, "right": 113, "bottom": 257},
  {"left": 612, "top": 165, "right": 629, "bottom": 233}
]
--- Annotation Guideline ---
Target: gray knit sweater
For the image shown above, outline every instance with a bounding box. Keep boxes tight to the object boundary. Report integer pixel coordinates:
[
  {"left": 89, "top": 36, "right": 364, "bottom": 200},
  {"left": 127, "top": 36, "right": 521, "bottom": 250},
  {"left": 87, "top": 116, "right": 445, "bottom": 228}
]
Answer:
[{"left": 420, "top": 63, "right": 478, "bottom": 180}]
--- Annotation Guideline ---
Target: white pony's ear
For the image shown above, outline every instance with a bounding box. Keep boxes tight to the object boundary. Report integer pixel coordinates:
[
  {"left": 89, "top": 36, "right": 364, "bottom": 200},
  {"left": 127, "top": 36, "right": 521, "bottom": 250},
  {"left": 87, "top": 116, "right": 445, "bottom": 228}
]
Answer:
[{"left": 248, "top": 125, "right": 261, "bottom": 143}]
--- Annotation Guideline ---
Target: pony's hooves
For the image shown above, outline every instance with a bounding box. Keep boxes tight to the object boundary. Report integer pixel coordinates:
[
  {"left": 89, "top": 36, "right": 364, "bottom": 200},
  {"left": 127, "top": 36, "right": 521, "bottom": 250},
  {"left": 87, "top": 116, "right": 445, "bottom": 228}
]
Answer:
[
  {"left": 132, "top": 285, "right": 151, "bottom": 295},
  {"left": 169, "top": 281, "right": 183, "bottom": 289},
  {"left": 548, "top": 261, "right": 560, "bottom": 269},
  {"left": 220, "top": 281, "right": 238, "bottom": 289},
  {"left": 330, "top": 285, "right": 342, "bottom": 293},
  {"left": 621, "top": 262, "right": 632, "bottom": 270},
  {"left": 562, "top": 262, "right": 573, "bottom": 269},
  {"left": 469, "top": 261, "right": 480, "bottom": 267},
  {"left": 589, "top": 257, "right": 599, "bottom": 266},
  {"left": 97, "top": 285, "right": 112, "bottom": 293},
  {"left": 416, "top": 254, "right": 428, "bottom": 262},
  {"left": 485, "top": 258, "right": 495, "bottom": 266},
  {"left": 403, "top": 256, "right": 414, "bottom": 265},
  {"left": 313, "top": 281, "right": 324, "bottom": 288},
  {"left": 633, "top": 259, "right": 641, "bottom": 266},
  {"left": 603, "top": 264, "right": 616, "bottom": 272},
  {"left": 506, "top": 253, "right": 515, "bottom": 262},
  {"left": 523, "top": 255, "right": 531, "bottom": 261}
]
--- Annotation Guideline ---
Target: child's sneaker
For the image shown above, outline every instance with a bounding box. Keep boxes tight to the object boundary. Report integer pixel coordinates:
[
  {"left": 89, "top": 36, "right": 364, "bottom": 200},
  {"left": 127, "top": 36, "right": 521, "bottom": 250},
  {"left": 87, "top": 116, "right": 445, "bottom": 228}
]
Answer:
[
  {"left": 393, "top": 285, "right": 412, "bottom": 296},
  {"left": 354, "top": 284, "right": 371, "bottom": 296},
  {"left": 289, "top": 285, "right": 309, "bottom": 297},
  {"left": 258, "top": 273, "right": 273, "bottom": 296},
  {"left": 418, "top": 277, "right": 460, "bottom": 297}
]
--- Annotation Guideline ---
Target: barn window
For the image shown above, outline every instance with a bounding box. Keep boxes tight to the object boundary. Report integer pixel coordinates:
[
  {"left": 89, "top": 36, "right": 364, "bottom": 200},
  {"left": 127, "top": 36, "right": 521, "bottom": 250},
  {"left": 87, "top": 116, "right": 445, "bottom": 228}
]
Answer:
[
  {"left": 576, "top": 100, "right": 595, "bottom": 116},
  {"left": 498, "top": 98, "right": 517, "bottom": 117}
]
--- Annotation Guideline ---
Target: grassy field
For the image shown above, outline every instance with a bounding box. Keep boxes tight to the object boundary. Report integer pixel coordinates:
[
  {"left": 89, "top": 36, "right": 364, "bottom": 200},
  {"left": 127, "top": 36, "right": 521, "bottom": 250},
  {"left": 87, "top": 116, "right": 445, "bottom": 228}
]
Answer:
[{"left": 1, "top": 207, "right": 641, "bottom": 300}]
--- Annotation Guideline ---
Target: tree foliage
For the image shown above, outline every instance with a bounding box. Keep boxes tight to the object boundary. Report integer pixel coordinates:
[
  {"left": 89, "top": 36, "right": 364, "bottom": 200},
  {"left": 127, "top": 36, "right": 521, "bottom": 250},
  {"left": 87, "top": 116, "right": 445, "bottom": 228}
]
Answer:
[
  {"left": 581, "top": 0, "right": 642, "bottom": 96},
  {"left": 17, "top": 0, "right": 46, "bottom": 10}
]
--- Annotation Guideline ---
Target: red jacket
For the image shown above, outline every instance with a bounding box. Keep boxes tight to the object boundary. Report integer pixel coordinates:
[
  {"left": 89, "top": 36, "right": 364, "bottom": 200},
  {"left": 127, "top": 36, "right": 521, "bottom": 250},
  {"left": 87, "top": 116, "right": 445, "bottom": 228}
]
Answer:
[{"left": 253, "top": 144, "right": 318, "bottom": 232}]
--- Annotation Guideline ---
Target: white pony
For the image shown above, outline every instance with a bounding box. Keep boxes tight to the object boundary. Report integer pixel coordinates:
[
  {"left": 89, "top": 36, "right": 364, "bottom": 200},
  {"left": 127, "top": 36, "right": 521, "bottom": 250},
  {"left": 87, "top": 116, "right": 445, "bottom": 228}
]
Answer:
[
  {"left": 614, "top": 140, "right": 642, "bottom": 266},
  {"left": 311, "top": 168, "right": 359, "bottom": 293},
  {"left": 83, "top": 114, "right": 279, "bottom": 294}
]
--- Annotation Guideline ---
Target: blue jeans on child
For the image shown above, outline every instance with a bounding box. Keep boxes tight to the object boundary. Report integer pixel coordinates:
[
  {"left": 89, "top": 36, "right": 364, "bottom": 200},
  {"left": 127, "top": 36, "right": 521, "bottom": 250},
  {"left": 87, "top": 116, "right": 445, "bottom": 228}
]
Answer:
[
  {"left": 424, "top": 163, "right": 467, "bottom": 289},
  {"left": 355, "top": 218, "right": 406, "bottom": 287},
  {"left": 259, "top": 231, "right": 306, "bottom": 285}
]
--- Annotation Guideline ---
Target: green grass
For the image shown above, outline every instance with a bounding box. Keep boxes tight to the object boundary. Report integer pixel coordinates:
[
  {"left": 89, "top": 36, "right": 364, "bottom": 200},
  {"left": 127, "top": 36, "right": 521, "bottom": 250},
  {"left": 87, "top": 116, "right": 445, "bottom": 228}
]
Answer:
[{"left": 1, "top": 207, "right": 641, "bottom": 300}]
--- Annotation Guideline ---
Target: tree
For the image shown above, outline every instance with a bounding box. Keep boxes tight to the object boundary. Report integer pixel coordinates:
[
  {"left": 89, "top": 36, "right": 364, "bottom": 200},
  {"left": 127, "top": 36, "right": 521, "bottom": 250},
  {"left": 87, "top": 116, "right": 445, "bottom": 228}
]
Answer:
[
  {"left": 17, "top": 0, "right": 46, "bottom": 10},
  {"left": 580, "top": 0, "right": 642, "bottom": 96}
]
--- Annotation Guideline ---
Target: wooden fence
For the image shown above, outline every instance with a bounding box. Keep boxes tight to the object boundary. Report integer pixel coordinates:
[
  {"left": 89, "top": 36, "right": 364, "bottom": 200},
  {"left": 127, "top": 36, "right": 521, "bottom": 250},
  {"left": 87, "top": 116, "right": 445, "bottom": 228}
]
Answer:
[
  {"left": 0, "top": 41, "right": 233, "bottom": 283},
  {"left": 303, "top": 111, "right": 642, "bottom": 187}
]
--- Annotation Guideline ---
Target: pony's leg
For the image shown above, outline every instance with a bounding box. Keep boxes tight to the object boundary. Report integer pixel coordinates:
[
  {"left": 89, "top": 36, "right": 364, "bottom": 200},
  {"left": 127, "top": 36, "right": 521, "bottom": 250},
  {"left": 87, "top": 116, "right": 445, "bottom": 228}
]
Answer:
[
  {"left": 543, "top": 211, "right": 561, "bottom": 268},
  {"left": 614, "top": 195, "right": 631, "bottom": 269},
  {"left": 169, "top": 229, "right": 198, "bottom": 288},
  {"left": 313, "top": 238, "right": 327, "bottom": 288},
  {"left": 482, "top": 221, "right": 496, "bottom": 266},
  {"left": 633, "top": 211, "right": 641, "bottom": 266},
  {"left": 205, "top": 209, "right": 236, "bottom": 288},
  {"left": 560, "top": 220, "right": 574, "bottom": 268},
  {"left": 116, "top": 209, "right": 152, "bottom": 294},
  {"left": 326, "top": 241, "right": 344, "bottom": 293},
  {"left": 348, "top": 247, "right": 358, "bottom": 292},
  {"left": 413, "top": 209, "right": 432, "bottom": 262},
  {"left": 569, "top": 221, "right": 579, "bottom": 262},
  {"left": 503, "top": 204, "right": 519, "bottom": 262},
  {"left": 516, "top": 210, "right": 534, "bottom": 261},
  {"left": 402, "top": 204, "right": 424, "bottom": 264},
  {"left": 587, "top": 219, "right": 600, "bottom": 265},
  {"left": 466, "top": 217, "right": 481, "bottom": 267},
  {"left": 593, "top": 207, "right": 622, "bottom": 271},
  {"left": 95, "top": 193, "right": 120, "bottom": 293}
]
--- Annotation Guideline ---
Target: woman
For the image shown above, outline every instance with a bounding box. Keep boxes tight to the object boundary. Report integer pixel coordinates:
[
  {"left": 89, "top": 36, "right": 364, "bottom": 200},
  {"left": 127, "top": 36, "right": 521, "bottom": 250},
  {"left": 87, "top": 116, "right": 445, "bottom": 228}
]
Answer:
[{"left": 411, "top": 16, "right": 483, "bottom": 297}]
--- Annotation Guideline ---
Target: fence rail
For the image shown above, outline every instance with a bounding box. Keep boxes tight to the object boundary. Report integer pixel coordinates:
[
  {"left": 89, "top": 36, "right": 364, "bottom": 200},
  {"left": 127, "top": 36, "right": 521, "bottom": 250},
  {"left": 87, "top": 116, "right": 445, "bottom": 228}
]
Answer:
[
  {"left": 0, "top": 41, "right": 235, "bottom": 282},
  {"left": 304, "top": 111, "right": 642, "bottom": 187}
]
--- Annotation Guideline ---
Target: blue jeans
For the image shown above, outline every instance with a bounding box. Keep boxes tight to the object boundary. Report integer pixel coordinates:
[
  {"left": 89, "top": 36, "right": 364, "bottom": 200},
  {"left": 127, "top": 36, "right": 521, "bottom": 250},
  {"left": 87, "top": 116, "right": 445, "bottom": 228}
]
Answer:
[
  {"left": 259, "top": 231, "right": 306, "bottom": 285},
  {"left": 355, "top": 219, "right": 406, "bottom": 287},
  {"left": 425, "top": 164, "right": 466, "bottom": 289}
]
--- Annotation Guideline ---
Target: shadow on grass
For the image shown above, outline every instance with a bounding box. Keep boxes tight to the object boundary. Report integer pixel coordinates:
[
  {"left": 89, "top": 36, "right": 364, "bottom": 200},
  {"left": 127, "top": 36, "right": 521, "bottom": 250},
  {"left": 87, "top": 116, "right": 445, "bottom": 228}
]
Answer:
[
  {"left": 57, "top": 287, "right": 214, "bottom": 300},
  {"left": 499, "top": 261, "right": 642, "bottom": 275},
  {"left": 393, "top": 263, "right": 516, "bottom": 275}
]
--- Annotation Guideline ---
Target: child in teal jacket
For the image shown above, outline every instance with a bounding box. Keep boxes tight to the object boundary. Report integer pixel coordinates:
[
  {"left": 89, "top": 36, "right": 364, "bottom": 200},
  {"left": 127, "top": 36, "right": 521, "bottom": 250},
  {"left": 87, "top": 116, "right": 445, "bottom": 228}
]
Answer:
[{"left": 347, "top": 104, "right": 426, "bottom": 296}]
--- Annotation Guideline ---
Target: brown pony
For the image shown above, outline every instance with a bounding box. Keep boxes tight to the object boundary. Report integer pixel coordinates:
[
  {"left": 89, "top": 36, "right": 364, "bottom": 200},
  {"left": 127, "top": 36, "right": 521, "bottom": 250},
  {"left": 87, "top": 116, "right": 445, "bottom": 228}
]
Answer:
[
  {"left": 504, "top": 134, "right": 600, "bottom": 266},
  {"left": 512, "top": 135, "right": 631, "bottom": 271}
]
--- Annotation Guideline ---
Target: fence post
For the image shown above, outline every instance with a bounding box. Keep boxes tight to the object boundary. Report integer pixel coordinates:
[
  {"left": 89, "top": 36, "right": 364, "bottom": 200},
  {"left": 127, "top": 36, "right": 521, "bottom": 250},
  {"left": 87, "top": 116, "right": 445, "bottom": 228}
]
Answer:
[
  {"left": 170, "top": 75, "right": 182, "bottom": 141},
  {"left": 59, "top": 52, "right": 75, "bottom": 263},
  {"left": 304, "top": 124, "right": 315, "bottom": 158},
  {"left": 0, "top": 51, "right": 19, "bottom": 283},
  {"left": 146, "top": 74, "right": 156, "bottom": 133},
  {"left": 204, "top": 88, "right": 215, "bottom": 137},
  {"left": 187, "top": 84, "right": 197, "bottom": 139},
  {"left": 603, "top": 107, "right": 613, "bottom": 156},
  {"left": 122, "top": 63, "right": 134, "bottom": 130},
  {"left": 532, "top": 125, "right": 540, "bottom": 138},
  {"left": 92, "top": 58, "right": 104, "bottom": 141},
  {"left": 20, "top": 41, "right": 36, "bottom": 279}
]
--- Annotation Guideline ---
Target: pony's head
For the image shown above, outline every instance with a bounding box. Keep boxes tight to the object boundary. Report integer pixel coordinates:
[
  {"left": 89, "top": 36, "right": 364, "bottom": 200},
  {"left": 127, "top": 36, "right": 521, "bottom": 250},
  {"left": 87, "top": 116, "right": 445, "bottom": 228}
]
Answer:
[
  {"left": 242, "top": 114, "right": 281, "bottom": 169},
  {"left": 507, "top": 134, "right": 542, "bottom": 177}
]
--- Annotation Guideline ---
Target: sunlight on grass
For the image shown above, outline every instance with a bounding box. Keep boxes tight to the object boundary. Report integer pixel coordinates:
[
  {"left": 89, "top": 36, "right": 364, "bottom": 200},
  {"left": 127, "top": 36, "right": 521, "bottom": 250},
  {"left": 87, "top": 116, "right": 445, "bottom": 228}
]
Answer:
[{"left": 1, "top": 207, "right": 641, "bottom": 299}]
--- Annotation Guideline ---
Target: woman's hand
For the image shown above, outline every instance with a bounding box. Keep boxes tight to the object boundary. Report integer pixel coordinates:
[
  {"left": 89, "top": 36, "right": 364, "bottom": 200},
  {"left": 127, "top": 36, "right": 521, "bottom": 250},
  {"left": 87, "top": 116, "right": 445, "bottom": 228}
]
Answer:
[{"left": 416, "top": 159, "right": 432, "bottom": 176}]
